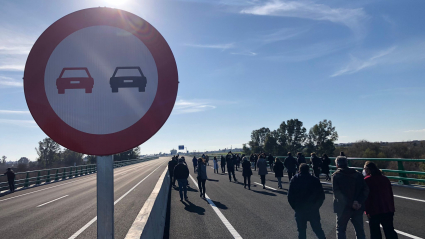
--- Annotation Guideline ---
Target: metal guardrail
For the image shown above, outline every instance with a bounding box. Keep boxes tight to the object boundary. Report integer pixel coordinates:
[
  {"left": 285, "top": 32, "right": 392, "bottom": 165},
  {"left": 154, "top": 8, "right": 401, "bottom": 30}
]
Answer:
[
  {"left": 0, "top": 156, "right": 159, "bottom": 192},
  {"left": 274, "top": 156, "right": 425, "bottom": 185}
]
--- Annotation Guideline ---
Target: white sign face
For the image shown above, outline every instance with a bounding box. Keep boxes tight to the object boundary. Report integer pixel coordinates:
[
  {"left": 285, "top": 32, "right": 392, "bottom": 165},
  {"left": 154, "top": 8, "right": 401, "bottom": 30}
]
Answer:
[{"left": 44, "top": 26, "right": 158, "bottom": 135}]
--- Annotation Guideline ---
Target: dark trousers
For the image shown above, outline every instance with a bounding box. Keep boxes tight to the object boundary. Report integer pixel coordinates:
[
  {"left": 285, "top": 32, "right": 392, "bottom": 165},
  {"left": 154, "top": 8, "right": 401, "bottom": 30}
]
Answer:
[
  {"left": 369, "top": 212, "right": 398, "bottom": 239},
  {"left": 336, "top": 209, "right": 365, "bottom": 239},
  {"left": 254, "top": 161, "right": 257, "bottom": 171},
  {"left": 269, "top": 162, "right": 274, "bottom": 171},
  {"left": 295, "top": 210, "right": 326, "bottom": 239},
  {"left": 8, "top": 180, "right": 15, "bottom": 192},
  {"left": 260, "top": 175, "right": 266, "bottom": 185},
  {"left": 197, "top": 178, "right": 206, "bottom": 196},
  {"left": 221, "top": 165, "right": 225, "bottom": 173},
  {"left": 228, "top": 169, "right": 236, "bottom": 181},
  {"left": 313, "top": 167, "right": 321, "bottom": 178},
  {"left": 177, "top": 179, "right": 188, "bottom": 200},
  {"left": 288, "top": 172, "right": 295, "bottom": 182},
  {"left": 243, "top": 176, "right": 251, "bottom": 188},
  {"left": 193, "top": 165, "right": 197, "bottom": 173}
]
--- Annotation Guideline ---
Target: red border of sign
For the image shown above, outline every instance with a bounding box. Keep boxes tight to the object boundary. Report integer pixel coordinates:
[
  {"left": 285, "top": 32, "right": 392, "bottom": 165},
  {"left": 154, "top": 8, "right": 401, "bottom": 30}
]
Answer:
[{"left": 24, "top": 8, "right": 178, "bottom": 155}]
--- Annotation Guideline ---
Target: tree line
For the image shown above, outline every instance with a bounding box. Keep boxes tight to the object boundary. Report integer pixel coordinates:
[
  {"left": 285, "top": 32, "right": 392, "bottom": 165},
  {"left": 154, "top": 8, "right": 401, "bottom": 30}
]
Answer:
[{"left": 243, "top": 119, "right": 338, "bottom": 157}]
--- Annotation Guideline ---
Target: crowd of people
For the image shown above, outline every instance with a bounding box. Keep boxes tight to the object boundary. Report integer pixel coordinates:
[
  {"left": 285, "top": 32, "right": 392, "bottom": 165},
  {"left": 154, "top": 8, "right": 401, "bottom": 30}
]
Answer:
[{"left": 167, "top": 151, "right": 398, "bottom": 239}]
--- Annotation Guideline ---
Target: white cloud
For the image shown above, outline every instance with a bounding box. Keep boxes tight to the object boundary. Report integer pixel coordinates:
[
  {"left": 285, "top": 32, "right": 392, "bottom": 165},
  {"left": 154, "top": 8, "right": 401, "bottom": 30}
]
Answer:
[
  {"left": 259, "top": 28, "right": 308, "bottom": 44},
  {"left": 0, "top": 76, "right": 23, "bottom": 87},
  {"left": 331, "top": 41, "right": 425, "bottom": 77},
  {"left": 0, "top": 110, "right": 30, "bottom": 114},
  {"left": 240, "top": 0, "right": 368, "bottom": 37},
  {"left": 173, "top": 99, "right": 216, "bottom": 114},
  {"left": 0, "top": 119, "right": 37, "bottom": 127},
  {"left": 0, "top": 27, "right": 35, "bottom": 72},
  {"left": 231, "top": 51, "right": 257, "bottom": 56},
  {"left": 404, "top": 129, "right": 425, "bottom": 133},
  {"left": 184, "top": 43, "right": 235, "bottom": 50}
]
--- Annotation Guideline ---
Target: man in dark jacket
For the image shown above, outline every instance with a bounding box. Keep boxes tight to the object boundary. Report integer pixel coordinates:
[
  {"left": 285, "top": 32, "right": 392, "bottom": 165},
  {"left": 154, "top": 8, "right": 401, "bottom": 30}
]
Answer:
[
  {"left": 273, "top": 158, "right": 284, "bottom": 189},
  {"left": 268, "top": 154, "right": 274, "bottom": 171},
  {"left": 192, "top": 156, "right": 198, "bottom": 173},
  {"left": 226, "top": 153, "right": 237, "bottom": 182},
  {"left": 284, "top": 152, "right": 298, "bottom": 182},
  {"left": 288, "top": 164, "right": 326, "bottom": 239},
  {"left": 4, "top": 168, "right": 16, "bottom": 193},
  {"left": 168, "top": 157, "right": 178, "bottom": 186},
  {"left": 174, "top": 158, "right": 189, "bottom": 201},
  {"left": 220, "top": 155, "right": 226, "bottom": 173},
  {"left": 333, "top": 156, "right": 369, "bottom": 239},
  {"left": 310, "top": 153, "right": 322, "bottom": 178},
  {"left": 297, "top": 152, "right": 306, "bottom": 164}
]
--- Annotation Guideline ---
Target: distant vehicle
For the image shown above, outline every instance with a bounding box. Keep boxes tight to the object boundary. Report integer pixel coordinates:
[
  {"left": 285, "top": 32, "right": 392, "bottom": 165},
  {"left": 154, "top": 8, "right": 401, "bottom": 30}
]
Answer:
[
  {"left": 56, "top": 67, "right": 94, "bottom": 94},
  {"left": 110, "top": 66, "right": 147, "bottom": 93}
]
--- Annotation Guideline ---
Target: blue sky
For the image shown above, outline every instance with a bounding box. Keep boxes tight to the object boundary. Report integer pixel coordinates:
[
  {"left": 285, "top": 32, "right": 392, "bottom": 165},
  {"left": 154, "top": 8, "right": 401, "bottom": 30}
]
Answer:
[{"left": 1, "top": 0, "right": 425, "bottom": 161}]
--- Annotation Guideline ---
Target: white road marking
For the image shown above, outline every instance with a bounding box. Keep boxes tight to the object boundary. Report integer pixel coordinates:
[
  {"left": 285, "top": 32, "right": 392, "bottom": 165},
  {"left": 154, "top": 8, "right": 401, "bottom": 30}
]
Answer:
[
  {"left": 0, "top": 160, "right": 159, "bottom": 203},
  {"left": 189, "top": 174, "right": 243, "bottom": 239},
  {"left": 253, "top": 182, "right": 277, "bottom": 191},
  {"left": 68, "top": 163, "right": 164, "bottom": 239},
  {"left": 394, "top": 195, "right": 425, "bottom": 203},
  {"left": 366, "top": 221, "right": 423, "bottom": 239},
  {"left": 37, "top": 195, "right": 69, "bottom": 207}
]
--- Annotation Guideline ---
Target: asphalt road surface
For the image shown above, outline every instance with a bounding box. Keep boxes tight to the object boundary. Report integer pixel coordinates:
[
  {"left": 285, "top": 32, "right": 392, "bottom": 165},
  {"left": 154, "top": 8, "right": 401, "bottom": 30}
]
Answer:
[
  {"left": 168, "top": 158, "right": 425, "bottom": 239},
  {"left": 0, "top": 157, "right": 169, "bottom": 239}
]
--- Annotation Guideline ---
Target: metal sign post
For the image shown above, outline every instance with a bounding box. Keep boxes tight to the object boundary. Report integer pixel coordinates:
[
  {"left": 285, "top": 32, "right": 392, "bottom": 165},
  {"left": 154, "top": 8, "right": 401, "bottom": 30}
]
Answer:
[{"left": 97, "top": 155, "right": 114, "bottom": 239}]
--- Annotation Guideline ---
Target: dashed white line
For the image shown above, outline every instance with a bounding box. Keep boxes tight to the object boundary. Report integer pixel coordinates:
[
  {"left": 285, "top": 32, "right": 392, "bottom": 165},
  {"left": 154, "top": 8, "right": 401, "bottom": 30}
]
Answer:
[
  {"left": 37, "top": 195, "right": 69, "bottom": 207},
  {"left": 189, "top": 174, "right": 242, "bottom": 239},
  {"left": 68, "top": 163, "right": 165, "bottom": 239},
  {"left": 366, "top": 221, "right": 423, "bottom": 239},
  {"left": 253, "top": 182, "right": 277, "bottom": 191}
]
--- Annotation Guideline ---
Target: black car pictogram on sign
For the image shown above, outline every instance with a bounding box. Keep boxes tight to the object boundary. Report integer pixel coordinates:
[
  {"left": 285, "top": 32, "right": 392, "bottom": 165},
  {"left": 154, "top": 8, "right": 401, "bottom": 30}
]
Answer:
[{"left": 110, "top": 67, "right": 147, "bottom": 93}]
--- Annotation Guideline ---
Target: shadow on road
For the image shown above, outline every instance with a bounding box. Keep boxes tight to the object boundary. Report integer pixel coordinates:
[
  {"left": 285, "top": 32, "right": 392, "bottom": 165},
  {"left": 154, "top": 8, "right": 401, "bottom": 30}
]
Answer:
[
  {"left": 172, "top": 186, "right": 198, "bottom": 192},
  {"left": 211, "top": 200, "right": 228, "bottom": 210},
  {"left": 251, "top": 190, "right": 276, "bottom": 196},
  {"left": 207, "top": 179, "right": 219, "bottom": 182},
  {"left": 181, "top": 200, "right": 206, "bottom": 215}
]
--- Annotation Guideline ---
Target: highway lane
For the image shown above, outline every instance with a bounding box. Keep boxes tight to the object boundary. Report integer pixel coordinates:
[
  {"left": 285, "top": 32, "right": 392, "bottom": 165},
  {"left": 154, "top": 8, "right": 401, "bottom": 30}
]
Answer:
[
  {"left": 168, "top": 158, "right": 425, "bottom": 239},
  {"left": 0, "top": 157, "right": 169, "bottom": 239}
]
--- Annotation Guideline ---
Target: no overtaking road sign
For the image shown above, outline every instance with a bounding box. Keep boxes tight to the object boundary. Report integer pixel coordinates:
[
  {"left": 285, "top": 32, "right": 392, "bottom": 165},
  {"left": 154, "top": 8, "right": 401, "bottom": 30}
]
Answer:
[{"left": 24, "top": 8, "right": 178, "bottom": 155}]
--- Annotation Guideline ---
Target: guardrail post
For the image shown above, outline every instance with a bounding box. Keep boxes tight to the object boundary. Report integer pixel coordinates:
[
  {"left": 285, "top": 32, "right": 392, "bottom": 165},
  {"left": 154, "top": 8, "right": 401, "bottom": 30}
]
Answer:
[
  {"left": 69, "top": 167, "right": 73, "bottom": 178},
  {"left": 79, "top": 166, "right": 83, "bottom": 176},
  {"left": 62, "top": 168, "right": 67, "bottom": 180},
  {"left": 45, "top": 170, "right": 50, "bottom": 183},
  {"left": 397, "top": 161, "right": 409, "bottom": 185},
  {"left": 24, "top": 172, "right": 30, "bottom": 187},
  {"left": 74, "top": 167, "right": 78, "bottom": 177},
  {"left": 55, "top": 169, "right": 59, "bottom": 181},
  {"left": 36, "top": 171, "right": 41, "bottom": 185}
]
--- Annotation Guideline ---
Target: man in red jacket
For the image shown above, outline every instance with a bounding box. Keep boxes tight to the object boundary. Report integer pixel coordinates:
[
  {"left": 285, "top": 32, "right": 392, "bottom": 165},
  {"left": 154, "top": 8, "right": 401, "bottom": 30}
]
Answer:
[{"left": 364, "top": 161, "right": 398, "bottom": 239}]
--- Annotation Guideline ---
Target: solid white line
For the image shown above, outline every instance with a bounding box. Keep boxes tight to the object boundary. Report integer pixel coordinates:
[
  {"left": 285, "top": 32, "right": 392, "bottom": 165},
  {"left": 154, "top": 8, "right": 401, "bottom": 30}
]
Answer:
[
  {"left": 125, "top": 167, "right": 169, "bottom": 238},
  {"left": 366, "top": 221, "right": 423, "bottom": 239},
  {"left": 189, "top": 174, "right": 243, "bottom": 239},
  {"left": 0, "top": 160, "right": 159, "bottom": 203},
  {"left": 253, "top": 182, "right": 277, "bottom": 191},
  {"left": 37, "top": 195, "right": 69, "bottom": 207},
  {"left": 68, "top": 163, "right": 164, "bottom": 239},
  {"left": 394, "top": 195, "right": 425, "bottom": 203}
]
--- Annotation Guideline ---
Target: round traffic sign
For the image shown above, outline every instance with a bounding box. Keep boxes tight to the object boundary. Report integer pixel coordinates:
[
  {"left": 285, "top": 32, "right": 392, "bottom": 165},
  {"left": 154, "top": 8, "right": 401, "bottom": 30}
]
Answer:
[{"left": 24, "top": 8, "right": 178, "bottom": 155}]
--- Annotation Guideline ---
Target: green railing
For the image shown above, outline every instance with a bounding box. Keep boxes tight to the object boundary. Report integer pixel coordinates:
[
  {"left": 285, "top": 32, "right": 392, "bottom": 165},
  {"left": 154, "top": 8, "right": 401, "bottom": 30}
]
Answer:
[
  {"left": 0, "top": 156, "right": 158, "bottom": 192},
  {"left": 274, "top": 156, "right": 425, "bottom": 185}
]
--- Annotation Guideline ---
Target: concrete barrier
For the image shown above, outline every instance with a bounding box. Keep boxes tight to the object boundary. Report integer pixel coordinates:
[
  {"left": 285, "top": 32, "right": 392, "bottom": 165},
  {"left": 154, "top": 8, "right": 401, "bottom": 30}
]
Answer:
[{"left": 125, "top": 166, "right": 170, "bottom": 239}]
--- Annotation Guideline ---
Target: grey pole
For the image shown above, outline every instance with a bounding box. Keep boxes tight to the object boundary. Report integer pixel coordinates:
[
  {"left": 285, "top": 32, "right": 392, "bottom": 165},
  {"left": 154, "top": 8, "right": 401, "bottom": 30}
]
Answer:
[{"left": 97, "top": 155, "right": 114, "bottom": 239}]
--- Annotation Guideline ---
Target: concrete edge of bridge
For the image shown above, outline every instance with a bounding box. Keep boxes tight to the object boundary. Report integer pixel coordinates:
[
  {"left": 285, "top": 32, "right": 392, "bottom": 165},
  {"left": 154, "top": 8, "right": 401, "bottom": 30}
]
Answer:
[{"left": 125, "top": 165, "right": 170, "bottom": 239}]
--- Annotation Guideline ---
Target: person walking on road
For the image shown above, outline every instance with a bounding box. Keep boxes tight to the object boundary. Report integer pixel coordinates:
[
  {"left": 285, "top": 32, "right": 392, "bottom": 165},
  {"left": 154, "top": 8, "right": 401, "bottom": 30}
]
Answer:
[
  {"left": 241, "top": 156, "right": 252, "bottom": 189},
  {"left": 197, "top": 158, "right": 208, "bottom": 199},
  {"left": 273, "top": 158, "right": 284, "bottom": 189},
  {"left": 284, "top": 152, "right": 298, "bottom": 182},
  {"left": 220, "top": 155, "right": 226, "bottom": 173},
  {"left": 363, "top": 161, "right": 398, "bottom": 239},
  {"left": 333, "top": 156, "right": 369, "bottom": 239},
  {"left": 257, "top": 154, "right": 268, "bottom": 189},
  {"left": 297, "top": 152, "right": 306, "bottom": 165},
  {"left": 192, "top": 156, "right": 198, "bottom": 173},
  {"left": 213, "top": 156, "right": 219, "bottom": 174},
  {"left": 288, "top": 164, "right": 326, "bottom": 239},
  {"left": 254, "top": 154, "right": 258, "bottom": 171},
  {"left": 250, "top": 154, "right": 255, "bottom": 169},
  {"left": 4, "top": 168, "right": 16, "bottom": 193},
  {"left": 168, "top": 157, "right": 178, "bottom": 187},
  {"left": 174, "top": 158, "right": 189, "bottom": 201},
  {"left": 226, "top": 152, "right": 237, "bottom": 182},
  {"left": 310, "top": 153, "right": 322, "bottom": 178},
  {"left": 321, "top": 154, "right": 331, "bottom": 181},
  {"left": 268, "top": 153, "right": 274, "bottom": 171}
]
